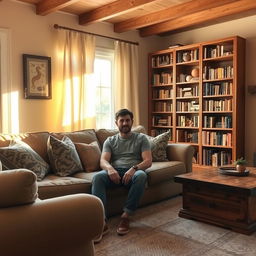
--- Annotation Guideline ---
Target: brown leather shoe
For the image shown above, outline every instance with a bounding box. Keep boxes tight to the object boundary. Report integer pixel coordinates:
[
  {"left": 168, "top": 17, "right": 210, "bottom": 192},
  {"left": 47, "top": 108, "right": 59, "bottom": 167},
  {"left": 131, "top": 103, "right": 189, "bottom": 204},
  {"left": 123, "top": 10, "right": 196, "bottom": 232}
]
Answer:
[
  {"left": 117, "top": 217, "right": 130, "bottom": 235},
  {"left": 94, "top": 223, "right": 109, "bottom": 243}
]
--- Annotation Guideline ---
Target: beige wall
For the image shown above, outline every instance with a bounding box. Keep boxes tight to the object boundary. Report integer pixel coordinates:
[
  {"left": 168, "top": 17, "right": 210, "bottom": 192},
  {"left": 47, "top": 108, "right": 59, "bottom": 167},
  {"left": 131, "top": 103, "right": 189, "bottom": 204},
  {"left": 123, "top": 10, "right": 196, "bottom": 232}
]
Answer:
[
  {"left": 162, "top": 15, "right": 256, "bottom": 164},
  {"left": 0, "top": 0, "right": 163, "bottom": 133}
]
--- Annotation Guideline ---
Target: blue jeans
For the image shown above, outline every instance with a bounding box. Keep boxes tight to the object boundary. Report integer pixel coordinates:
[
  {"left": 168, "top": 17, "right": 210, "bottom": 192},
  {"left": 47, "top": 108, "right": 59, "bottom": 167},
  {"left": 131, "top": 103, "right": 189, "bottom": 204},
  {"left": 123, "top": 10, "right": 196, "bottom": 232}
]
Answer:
[{"left": 91, "top": 168, "right": 147, "bottom": 217}]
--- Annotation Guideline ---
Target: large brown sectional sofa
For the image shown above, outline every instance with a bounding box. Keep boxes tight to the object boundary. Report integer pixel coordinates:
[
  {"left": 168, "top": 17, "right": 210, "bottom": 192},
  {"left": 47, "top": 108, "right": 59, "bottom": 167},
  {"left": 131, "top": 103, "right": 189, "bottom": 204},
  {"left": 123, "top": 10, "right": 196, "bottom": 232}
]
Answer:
[{"left": 0, "top": 126, "right": 194, "bottom": 216}]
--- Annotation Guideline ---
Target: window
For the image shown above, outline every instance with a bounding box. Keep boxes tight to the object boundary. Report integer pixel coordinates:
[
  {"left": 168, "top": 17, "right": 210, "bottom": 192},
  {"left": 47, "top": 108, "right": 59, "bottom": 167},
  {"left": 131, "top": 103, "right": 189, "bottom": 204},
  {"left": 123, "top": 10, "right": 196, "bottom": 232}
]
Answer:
[{"left": 94, "top": 48, "right": 115, "bottom": 129}]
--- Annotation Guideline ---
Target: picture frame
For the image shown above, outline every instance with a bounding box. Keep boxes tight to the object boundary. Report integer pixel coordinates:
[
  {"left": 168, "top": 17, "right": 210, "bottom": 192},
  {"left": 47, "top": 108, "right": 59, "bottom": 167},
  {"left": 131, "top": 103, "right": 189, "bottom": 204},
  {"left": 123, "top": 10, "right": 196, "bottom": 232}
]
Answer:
[{"left": 23, "top": 54, "right": 51, "bottom": 99}]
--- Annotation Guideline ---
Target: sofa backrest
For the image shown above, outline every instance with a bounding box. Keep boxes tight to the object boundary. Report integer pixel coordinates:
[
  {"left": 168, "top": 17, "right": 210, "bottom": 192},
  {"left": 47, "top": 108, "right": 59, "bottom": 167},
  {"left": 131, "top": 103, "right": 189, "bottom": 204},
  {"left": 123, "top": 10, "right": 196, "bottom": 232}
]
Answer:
[{"left": 0, "top": 125, "right": 147, "bottom": 166}]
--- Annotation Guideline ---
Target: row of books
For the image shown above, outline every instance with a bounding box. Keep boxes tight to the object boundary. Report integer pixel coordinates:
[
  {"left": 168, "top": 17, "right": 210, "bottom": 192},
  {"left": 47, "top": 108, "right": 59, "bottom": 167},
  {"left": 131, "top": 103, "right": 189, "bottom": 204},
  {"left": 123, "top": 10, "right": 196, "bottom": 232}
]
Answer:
[
  {"left": 176, "top": 130, "right": 198, "bottom": 143},
  {"left": 177, "top": 115, "right": 199, "bottom": 127},
  {"left": 177, "top": 86, "right": 199, "bottom": 97},
  {"left": 152, "top": 73, "right": 172, "bottom": 85},
  {"left": 203, "top": 44, "right": 233, "bottom": 59},
  {"left": 176, "top": 100, "right": 199, "bottom": 112},
  {"left": 153, "top": 88, "right": 173, "bottom": 99},
  {"left": 202, "top": 149, "right": 232, "bottom": 166},
  {"left": 203, "top": 65, "right": 233, "bottom": 80},
  {"left": 202, "top": 131, "right": 232, "bottom": 146},
  {"left": 154, "top": 102, "right": 173, "bottom": 112},
  {"left": 203, "top": 82, "right": 233, "bottom": 96},
  {"left": 203, "top": 115, "right": 232, "bottom": 128},
  {"left": 203, "top": 99, "right": 232, "bottom": 111},
  {"left": 151, "top": 129, "right": 172, "bottom": 138},
  {"left": 176, "top": 49, "right": 199, "bottom": 63},
  {"left": 152, "top": 54, "right": 173, "bottom": 67},
  {"left": 152, "top": 115, "right": 172, "bottom": 126}
]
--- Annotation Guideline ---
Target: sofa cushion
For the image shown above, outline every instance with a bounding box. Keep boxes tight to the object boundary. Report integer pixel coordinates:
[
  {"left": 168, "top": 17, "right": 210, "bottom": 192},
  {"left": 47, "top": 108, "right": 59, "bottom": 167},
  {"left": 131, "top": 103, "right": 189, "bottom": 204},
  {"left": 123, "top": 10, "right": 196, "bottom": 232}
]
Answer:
[
  {"left": 0, "top": 169, "right": 38, "bottom": 207},
  {"left": 146, "top": 161, "right": 185, "bottom": 186},
  {"left": 0, "top": 140, "right": 50, "bottom": 181},
  {"left": 47, "top": 135, "right": 83, "bottom": 176},
  {"left": 75, "top": 141, "right": 101, "bottom": 172},
  {"left": 146, "top": 130, "right": 171, "bottom": 161},
  {"left": 96, "top": 125, "right": 147, "bottom": 148},
  {"left": 37, "top": 174, "right": 91, "bottom": 199}
]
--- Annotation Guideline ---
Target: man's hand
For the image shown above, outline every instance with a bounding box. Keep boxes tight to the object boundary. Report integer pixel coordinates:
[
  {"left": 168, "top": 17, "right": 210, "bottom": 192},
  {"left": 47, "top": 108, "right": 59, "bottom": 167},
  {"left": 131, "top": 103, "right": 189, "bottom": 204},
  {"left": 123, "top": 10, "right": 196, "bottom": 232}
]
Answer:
[
  {"left": 108, "top": 168, "right": 121, "bottom": 184},
  {"left": 122, "top": 168, "right": 136, "bottom": 185}
]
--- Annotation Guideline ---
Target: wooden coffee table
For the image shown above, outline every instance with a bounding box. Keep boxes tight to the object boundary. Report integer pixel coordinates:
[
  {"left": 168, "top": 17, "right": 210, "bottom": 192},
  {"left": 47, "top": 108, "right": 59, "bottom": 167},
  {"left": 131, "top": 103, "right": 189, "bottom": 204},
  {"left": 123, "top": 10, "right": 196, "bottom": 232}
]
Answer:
[{"left": 174, "top": 167, "right": 256, "bottom": 235}]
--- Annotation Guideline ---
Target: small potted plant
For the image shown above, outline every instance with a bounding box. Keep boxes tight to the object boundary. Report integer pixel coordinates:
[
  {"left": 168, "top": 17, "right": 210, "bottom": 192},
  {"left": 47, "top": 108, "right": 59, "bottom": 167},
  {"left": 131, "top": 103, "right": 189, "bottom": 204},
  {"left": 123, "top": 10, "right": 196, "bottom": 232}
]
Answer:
[{"left": 234, "top": 157, "right": 247, "bottom": 172}]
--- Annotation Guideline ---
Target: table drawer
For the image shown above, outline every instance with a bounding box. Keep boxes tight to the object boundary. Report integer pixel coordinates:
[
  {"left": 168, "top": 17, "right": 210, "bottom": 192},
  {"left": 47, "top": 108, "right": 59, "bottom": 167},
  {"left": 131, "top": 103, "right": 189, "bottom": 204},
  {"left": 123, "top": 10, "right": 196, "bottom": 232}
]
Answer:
[{"left": 183, "top": 191, "right": 246, "bottom": 221}]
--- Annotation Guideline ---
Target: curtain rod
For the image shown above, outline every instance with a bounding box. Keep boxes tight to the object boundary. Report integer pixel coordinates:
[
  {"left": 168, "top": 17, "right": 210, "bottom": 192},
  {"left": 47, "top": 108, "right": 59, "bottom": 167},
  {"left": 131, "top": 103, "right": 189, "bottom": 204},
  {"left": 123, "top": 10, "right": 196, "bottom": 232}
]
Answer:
[{"left": 54, "top": 24, "right": 139, "bottom": 46}]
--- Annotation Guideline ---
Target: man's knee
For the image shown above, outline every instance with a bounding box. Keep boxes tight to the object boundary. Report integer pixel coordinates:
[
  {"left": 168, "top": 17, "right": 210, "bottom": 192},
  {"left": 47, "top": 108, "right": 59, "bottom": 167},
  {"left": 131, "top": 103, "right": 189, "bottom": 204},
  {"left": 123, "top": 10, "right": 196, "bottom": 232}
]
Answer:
[
  {"left": 92, "top": 170, "right": 108, "bottom": 184},
  {"left": 134, "top": 170, "right": 147, "bottom": 184}
]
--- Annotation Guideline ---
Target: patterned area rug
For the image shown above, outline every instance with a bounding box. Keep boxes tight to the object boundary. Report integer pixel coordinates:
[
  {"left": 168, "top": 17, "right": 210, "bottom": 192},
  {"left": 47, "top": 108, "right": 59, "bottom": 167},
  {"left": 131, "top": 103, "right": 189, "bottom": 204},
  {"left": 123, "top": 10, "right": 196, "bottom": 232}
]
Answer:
[{"left": 94, "top": 196, "right": 256, "bottom": 256}]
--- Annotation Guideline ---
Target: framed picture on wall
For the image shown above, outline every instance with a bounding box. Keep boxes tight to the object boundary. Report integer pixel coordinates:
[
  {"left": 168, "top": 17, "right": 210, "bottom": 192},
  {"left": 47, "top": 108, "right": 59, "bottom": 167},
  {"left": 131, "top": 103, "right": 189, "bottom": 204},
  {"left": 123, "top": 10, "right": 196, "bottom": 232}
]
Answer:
[{"left": 23, "top": 54, "right": 52, "bottom": 99}]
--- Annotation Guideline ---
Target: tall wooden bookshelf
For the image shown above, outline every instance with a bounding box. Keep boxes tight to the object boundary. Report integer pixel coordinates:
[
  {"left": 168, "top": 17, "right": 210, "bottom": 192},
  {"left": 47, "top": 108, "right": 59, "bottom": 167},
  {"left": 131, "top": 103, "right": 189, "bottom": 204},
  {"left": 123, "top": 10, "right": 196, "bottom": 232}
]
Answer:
[{"left": 148, "top": 36, "right": 245, "bottom": 166}]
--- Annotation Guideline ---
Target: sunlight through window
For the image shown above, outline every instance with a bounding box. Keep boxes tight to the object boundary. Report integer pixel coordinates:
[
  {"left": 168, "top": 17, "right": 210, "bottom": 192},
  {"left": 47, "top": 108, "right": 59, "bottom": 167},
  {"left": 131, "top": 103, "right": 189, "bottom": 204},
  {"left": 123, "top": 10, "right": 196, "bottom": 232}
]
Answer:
[{"left": 94, "top": 48, "right": 114, "bottom": 129}]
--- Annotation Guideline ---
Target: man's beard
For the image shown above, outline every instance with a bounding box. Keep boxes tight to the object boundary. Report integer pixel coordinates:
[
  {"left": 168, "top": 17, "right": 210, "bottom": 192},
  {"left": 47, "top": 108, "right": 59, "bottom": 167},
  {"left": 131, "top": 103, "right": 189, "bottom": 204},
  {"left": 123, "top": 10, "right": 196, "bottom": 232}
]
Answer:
[{"left": 119, "top": 125, "right": 132, "bottom": 134}]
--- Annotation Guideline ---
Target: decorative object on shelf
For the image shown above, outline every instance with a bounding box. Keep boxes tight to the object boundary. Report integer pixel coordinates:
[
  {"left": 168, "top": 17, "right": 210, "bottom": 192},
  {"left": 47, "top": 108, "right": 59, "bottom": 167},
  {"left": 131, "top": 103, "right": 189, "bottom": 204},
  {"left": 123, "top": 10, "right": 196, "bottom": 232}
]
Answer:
[
  {"left": 183, "top": 53, "right": 191, "bottom": 62},
  {"left": 186, "top": 75, "right": 192, "bottom": 82},
  {"left": 168, "top": 43, "right": 184, "bottom": 49},
  {"left": 23, "top": 54, "right": 52, "bottom": 99},
  {"left": 218, "top": 166, "right": 249, "bottom": 176},
  {"left": 191, "top": 68, "right": 199, "bottom": 78},
  {"left": 234, "top": 157, "right": 247, "bottom": 173}
]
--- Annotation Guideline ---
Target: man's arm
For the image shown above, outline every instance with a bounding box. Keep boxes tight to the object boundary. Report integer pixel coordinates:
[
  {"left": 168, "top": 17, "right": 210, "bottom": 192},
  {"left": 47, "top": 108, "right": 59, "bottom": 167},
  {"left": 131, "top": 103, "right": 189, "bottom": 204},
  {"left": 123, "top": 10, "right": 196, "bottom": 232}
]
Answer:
[
  {"left": 100, "top": 151, "right": 121, "bottom": 184},
  {"left": 136, "top": 150, "right": 152, "bottom": 170},
  {"left": 122, "top": 150, "right": 152, "bottom": 185}
]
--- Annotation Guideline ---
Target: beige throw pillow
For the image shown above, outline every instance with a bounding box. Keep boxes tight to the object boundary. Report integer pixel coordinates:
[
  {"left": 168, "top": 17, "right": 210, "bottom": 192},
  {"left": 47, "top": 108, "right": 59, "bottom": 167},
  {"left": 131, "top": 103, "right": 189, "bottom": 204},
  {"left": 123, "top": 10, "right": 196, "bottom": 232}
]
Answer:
[{"left": 75, "top": 142, "right": 101, "bottom": 172}]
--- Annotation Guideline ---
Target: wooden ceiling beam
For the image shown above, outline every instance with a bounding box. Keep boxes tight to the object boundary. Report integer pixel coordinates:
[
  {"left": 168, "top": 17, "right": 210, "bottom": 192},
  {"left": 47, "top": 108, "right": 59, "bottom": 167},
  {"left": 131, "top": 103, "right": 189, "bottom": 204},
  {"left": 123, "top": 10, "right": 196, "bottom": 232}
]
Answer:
[
  {"left": 114, "top": 0, "right": 238, "bottom": 33},
  {"left": 36, "top": 0, "right": 80, "bottom": 16},
  {"left": 139, "top": 0, "right": 256, "bottom": 37},
  {"left": 79, "top": 0, "right": 157, "bottom": 25}
]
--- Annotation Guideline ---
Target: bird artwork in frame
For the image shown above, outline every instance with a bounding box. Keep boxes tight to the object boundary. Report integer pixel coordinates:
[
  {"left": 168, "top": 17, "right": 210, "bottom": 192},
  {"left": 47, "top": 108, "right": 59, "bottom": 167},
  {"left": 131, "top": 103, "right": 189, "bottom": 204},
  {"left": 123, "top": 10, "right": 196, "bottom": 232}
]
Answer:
[{"left": 23, "top": 54, "right": 51, "bottom": 99}]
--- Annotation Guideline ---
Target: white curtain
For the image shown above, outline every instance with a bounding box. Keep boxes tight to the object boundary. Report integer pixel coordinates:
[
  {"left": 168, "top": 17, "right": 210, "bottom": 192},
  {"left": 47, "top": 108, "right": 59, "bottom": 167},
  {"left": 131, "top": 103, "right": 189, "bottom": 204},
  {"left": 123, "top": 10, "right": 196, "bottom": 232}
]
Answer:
[
  {"left": 0, "top": 28, "right": 18, "bottom": 134},
  {"left": 114, "top": 41, "right": 140, "bottom": 125},
  {"left": 57, "top": 30, "right": 96, "bottom": 131}
]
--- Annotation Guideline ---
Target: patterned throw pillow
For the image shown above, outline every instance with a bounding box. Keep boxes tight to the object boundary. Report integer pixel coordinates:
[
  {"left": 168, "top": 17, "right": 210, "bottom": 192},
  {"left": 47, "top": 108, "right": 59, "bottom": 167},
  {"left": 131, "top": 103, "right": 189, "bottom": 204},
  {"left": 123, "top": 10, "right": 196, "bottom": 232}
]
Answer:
[
  {"left": 75, "top": 141, "right": 101, "bottom": 172},
  {"left": 146, "top": 130, "right": 171, "bottom": 162},
  {"left": 0, "top": 140, "right": 49, "bottom": 181},
  {"left": 47, "top": 135, "right": 83, "bottom": 176}
]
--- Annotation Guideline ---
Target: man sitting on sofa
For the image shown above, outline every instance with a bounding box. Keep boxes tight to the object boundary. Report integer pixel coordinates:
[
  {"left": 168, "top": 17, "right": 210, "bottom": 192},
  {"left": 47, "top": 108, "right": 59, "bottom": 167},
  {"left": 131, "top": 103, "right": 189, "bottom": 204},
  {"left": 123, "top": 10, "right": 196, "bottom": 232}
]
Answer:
[{"left": 92, "top": 108, "right": 152, "bottom": 241}]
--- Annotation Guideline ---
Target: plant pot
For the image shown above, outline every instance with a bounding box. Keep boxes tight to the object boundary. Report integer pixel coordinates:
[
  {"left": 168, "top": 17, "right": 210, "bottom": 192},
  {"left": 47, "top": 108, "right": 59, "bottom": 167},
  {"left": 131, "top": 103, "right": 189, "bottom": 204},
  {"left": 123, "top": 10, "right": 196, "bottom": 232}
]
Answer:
[{"left": 236, "top": 164, "right": 246, "bottom": 173}]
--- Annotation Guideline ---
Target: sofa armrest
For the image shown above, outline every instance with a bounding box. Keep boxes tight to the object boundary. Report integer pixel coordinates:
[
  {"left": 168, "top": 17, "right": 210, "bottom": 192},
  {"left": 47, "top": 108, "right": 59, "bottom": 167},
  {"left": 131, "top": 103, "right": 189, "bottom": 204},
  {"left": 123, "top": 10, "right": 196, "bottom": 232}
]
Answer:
[
  {"left": 166, "top": 144, "right": 194, "bottom": 173},
  {"left": 0, "top": 169, "right": 38, "bottom": 207},
  {"left": 0, "top": 194, "right": 104, "bottom": 256}
]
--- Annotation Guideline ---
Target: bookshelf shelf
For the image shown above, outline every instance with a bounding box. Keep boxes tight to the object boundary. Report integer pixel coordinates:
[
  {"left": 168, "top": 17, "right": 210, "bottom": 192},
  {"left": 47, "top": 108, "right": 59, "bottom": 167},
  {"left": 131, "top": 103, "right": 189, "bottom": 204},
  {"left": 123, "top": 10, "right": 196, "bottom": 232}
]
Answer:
[
  {"left": 151, "top": 85, "right": 173, "bottom": 87},
  {"left": 148, "top": 36, "right": 245, "bottom": 166},
  {"left": 203, "top": 55, "right": 233, "bottom": 62},
  {"left": 203, "top": 78, "right": 233, "bottom": 82},
  {"left": 203, "top": 145, "right": 233, "bottom": 149},
  {"left": 152, "top": 98, "right": 173, "bottom": 100}
]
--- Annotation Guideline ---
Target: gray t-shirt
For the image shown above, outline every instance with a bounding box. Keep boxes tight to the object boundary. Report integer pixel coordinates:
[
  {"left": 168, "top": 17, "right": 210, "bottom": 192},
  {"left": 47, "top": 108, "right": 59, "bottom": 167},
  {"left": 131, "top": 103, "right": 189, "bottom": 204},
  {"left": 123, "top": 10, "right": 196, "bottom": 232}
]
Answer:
[{"left": 102, "top": 132, "right": 151, "bottom": 169}]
